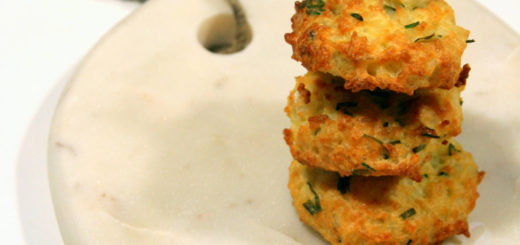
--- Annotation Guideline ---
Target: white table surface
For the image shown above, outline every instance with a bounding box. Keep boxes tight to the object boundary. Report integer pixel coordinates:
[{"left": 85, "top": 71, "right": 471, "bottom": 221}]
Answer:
[{"left": 1, "top": 0, "right": 518, "bottom": 243}]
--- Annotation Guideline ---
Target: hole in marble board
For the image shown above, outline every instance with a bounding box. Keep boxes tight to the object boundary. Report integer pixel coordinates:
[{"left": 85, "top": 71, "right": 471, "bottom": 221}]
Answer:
[{"left": 197, "top": 0, "right": 252, "bottom": 54}]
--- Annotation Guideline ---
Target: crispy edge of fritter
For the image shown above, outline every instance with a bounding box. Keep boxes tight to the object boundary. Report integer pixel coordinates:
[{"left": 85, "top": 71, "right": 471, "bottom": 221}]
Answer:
[{"left": 285, "top": 0, "right": 469, "bottom": 95}]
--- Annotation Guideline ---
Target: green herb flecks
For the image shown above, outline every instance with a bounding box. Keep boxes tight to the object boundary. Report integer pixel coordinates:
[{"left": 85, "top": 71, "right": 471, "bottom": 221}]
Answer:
[
  {"left": 352, "top": 169, "right": 368, "bottom": 175},
  {"left": 361, "top": 162, "right": 376, "bottom": 171},
  {"left": 351, "top": 13, "right": 363, "bottom": 21},
  {"left": 337, "top": 175, "right": 351, "bottom": 194},
  {"left": 406, "top": 240, "right": 413, "bottom": 245},
  {"left": 414, "top": 33, "right": 435, "bottom": 43},
  {"left": 353, "top": 162, "right": 376, "bottom": 175},
  {"left": 466, "top": 39, "right": 475, "bottom": 43},
  {"left": 405, "top": 21, "right": 420, "bottom": 29},
  {"left": 314, "top": 127, "right": 321, "bottom": 135},
  {"left": 363, "top": 134, "right": 384, "bottom": 145},
  {"left": 383, "top": 4, "right": 396, "bottom": 11},
  {"left": 299, "top": 0, "right": 326, "bottom": 16},
  {"left": 303, "top": 182, "right": 322, "bottom": 215},
  {"left": 412, "top": 144, "right": 426, "bottom": 153},
  {"left": 400, "top": 208, "right": 416, "bottom": 219},
  {"left": 336, "top": 102, "right": 357, "bottom": 116},
  {"left": 448, "top": 143, "right": 460, "bottom": 156},
  {"left": 363, "top": 134, "right": 390, "bottom": 159},
  {"left": 389, "top": 140, "right": 401, "bottom": 145},
  {"left": 383, "top": 122, "right": 389, "bottom": 127},
  {"left": 421, "top": 132, "right": 440, "bottom": 139},
  {"left": 423, "top": 174, "right": 429, "bottom": 178},
  {"left": 438, "top": 171, "right": 449, "bottom": 176},
  {"left": 459, "top": 99, "right": 463, "bottom": 105}
]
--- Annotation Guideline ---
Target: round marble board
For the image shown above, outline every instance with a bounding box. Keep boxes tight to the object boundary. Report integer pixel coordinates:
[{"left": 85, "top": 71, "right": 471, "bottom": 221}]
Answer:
[{"left": 48, "top": 0, "right": 520, "bottom": 244}]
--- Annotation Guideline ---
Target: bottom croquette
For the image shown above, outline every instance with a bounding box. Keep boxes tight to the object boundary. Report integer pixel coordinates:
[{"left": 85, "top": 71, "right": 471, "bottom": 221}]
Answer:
[{"left": 288, "top": 141, "right": 484, "bottom": 245}]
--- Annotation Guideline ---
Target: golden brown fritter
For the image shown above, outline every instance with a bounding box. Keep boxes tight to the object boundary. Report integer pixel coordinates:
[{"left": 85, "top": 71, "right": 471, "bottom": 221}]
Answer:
[
  {"left": 288, "top": 141, "right": 484, "bottom": 245},
  {"left": 285, "top": 0, "right": 470, "bottom": 95},
  {"left": 284, "top": 72, "right": 464, "bottom": 181}
]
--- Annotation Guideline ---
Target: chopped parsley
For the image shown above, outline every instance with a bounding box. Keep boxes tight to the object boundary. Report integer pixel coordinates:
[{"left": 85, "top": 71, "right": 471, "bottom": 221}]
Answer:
[
  {"left": 466, "top": 39, "right": 475, "bottom": 43},
  {"left": 351, "top": 13, "right": 363, "bottom": 21},
  {"left": 423, "top": 174, "right": 429, "bottom": 178},
  {"left": 337, "top": 175, "right": 351, "bottom": 194},
  {"left": 405, "top": 21, "right": 420, "bottom": 29},
  {"left": 400, "top": 208, "right": 416, "bottom": 219},
  {"left": 448, "top": 143, "right": 460, "bottom": 156},
  {"left": 389, "top": 140, "right": 401, "bottom": 145},
  {"left": 299, "top": 0, "right": 326, "bottom": 15},
  {"left": 438, "top": 171, "right": 449, "bottom": 176},
  {"left": 406, "top": 240, "right": 413, "bottom": 245},
  {"left": 459, "top": 99, "right": 463, "bottom": 105},
  {"left": 421, "top": 132, "right": 440, "bottom": 139},
  {"left": 414, "top": 33, "right": 435, "bottom": 43},
  {"left": 412, "top": 144, "right": 426, "bottom": 153},
  {"left": 303, "top": 182, "right": 322, "bottom": 215}
]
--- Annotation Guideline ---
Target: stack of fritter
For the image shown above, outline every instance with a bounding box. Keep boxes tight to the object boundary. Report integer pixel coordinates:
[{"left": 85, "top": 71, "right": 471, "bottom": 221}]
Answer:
[{"left": 283, "top": 1, "right": 484, "bottom": 244}]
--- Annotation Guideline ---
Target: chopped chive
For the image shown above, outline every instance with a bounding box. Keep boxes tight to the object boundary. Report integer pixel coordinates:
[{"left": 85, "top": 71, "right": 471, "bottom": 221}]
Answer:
[
  {"left": 459, "top": 99, "right": 463, "bottom": 105},
  {"left": 351, "top": 13, "right": 363, "bottom": 21},
  {"left": 414, "top": 33, "right": 435, "bottom": 43},
  {"left": 299, "top": 0, "right": 326, "bottom": 16},
  {"left": 423, "top": 174, "right": 429, "bottom": 178},
  {"left": 352, "top": 169, "right": 369, "bottom": 176},
  {"left": 363, "top": 134, "right": 390, "bottom": 158},
  {"left": 421, "top": 133, "right": 440, "bottom": 139},
  {"left": 400, "top": 208, "right": 416, "bottom": 219},
  {"left": 407, "top": 240, "right": 412, "bottom": 245},
  {"left": 438, "top": 171, "right": 449, "bottom": 176},
  {"left": 412, "top": 144, "right": 426, "bottom": 153},
  {"left": 363, "top": 134, "right": 384, "bottom": 145},
  {"left": 337, "top": 175, "right": 351, "bottom": 194},
  {"left": 303, "top": 182, "right": 322, "bottom": 215},
  {"left": 361, "top": 162, "right": 376, "bottom": 171},
  {"left": 466, "top": 39, "right": 475, "bottom": 43},
  {"left": 389, "top": 140, "right": 401, "bottom": 145},
  {"left": 448, "top": 143, "right": 460, "bottom": 156},
  {"left": 383, "top": 5, "right": 396, "bottom": 11},
  {"left": 405, "top": 21, "right": 420, "bottom": 29}
]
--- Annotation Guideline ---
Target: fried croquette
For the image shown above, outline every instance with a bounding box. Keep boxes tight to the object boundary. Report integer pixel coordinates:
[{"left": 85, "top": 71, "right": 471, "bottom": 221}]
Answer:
[
  {"left": 285, "top": 0, "right": 470, "bottom": 95},
  {"left": 288, "top": 141, "right": 484, "bottom": 245},
  {"left": 284, "top": 72, "right": 464, "bottom": 181}
]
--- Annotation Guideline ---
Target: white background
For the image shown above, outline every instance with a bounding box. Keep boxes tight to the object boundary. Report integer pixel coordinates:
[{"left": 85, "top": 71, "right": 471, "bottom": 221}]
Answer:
[{"left": 1, "top": 0, "right": 518, "bottom": 244}]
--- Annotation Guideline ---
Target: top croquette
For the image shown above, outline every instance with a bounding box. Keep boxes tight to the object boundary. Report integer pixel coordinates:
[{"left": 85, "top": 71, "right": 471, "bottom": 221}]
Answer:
[{"left": 285, "top": 0, "right": 470, "bottom": 94}]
